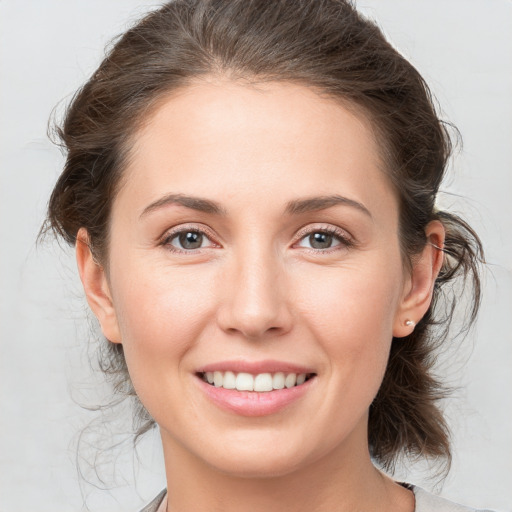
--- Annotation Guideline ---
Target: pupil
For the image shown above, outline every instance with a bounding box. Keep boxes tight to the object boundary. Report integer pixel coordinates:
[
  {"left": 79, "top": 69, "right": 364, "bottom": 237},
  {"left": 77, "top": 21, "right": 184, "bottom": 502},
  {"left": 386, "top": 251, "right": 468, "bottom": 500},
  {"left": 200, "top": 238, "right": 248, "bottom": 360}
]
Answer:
[
  {"left": 179, "top": 231, "right": 202, "bottom": 249},
  {"left": 310, "top": 232, "right": 332, "bottom": 249}
]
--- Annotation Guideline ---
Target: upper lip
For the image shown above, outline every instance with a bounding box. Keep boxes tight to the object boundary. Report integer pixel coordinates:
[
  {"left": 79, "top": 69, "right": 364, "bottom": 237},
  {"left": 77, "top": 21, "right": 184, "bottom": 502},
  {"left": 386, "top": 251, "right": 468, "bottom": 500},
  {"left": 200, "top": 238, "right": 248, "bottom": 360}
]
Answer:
[{"left": 196, "top": 359, "right": 316, "bottom": 375}]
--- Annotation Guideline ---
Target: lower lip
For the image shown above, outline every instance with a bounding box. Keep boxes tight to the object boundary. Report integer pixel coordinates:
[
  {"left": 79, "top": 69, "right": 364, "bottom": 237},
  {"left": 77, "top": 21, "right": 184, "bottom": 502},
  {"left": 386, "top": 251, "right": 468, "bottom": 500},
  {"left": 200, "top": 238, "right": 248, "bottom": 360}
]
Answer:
[{"left": 196, "top": 376, "right": 316, "bottom": 417}]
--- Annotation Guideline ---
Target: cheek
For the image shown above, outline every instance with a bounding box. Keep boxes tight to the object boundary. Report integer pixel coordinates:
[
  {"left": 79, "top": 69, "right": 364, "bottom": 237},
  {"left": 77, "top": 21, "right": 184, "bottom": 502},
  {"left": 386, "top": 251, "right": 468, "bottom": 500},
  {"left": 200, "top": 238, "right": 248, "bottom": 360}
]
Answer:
[
  {"left": 108, "top": 260, "right": 216, "bottom": 389},
  {"left": 294, "top": 256, "right": 404, "bottom": 383},
  {"left": 297, "top": 256, "right": 402, "bottom": 333}
]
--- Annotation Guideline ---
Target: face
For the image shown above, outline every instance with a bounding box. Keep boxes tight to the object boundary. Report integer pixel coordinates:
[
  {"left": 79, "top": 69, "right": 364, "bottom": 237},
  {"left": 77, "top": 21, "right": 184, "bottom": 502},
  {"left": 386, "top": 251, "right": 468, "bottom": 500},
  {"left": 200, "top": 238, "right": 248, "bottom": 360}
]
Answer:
[{"left": 82, "top": 80, "right": 432, "bottom": 478}]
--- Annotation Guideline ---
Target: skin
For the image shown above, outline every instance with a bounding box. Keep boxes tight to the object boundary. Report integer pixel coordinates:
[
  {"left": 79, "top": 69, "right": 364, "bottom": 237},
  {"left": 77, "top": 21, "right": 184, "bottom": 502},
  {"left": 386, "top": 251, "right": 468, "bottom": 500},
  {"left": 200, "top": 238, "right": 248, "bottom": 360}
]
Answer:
[{"left": 76, "top": 79, "right": 444, "bottom": 512}]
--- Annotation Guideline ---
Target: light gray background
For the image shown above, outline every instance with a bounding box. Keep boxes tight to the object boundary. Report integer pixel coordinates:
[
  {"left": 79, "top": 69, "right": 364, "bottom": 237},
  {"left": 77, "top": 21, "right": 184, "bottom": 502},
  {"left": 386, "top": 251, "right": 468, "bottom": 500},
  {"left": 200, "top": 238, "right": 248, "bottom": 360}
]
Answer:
[{"left": 1, "top": 1, "right": 511, "bottom": 511}]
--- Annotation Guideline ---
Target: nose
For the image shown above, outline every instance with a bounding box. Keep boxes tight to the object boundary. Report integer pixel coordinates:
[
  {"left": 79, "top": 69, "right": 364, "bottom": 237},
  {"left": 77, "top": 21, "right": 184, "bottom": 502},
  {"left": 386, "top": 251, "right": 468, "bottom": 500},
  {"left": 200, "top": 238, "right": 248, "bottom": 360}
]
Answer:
[{"left": 216, "top": 245, "right": 293, "bottom": 340}]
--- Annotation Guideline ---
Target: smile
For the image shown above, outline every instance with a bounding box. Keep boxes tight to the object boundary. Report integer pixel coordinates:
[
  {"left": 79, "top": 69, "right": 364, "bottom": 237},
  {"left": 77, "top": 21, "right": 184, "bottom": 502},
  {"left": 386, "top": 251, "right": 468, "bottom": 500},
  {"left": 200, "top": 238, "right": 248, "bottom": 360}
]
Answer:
[
  {"left": 195, "top": 365, "right": 317, "bottom": 416},
  {"left": 199, "top": 371, "right": 316, "bottom": 392}
]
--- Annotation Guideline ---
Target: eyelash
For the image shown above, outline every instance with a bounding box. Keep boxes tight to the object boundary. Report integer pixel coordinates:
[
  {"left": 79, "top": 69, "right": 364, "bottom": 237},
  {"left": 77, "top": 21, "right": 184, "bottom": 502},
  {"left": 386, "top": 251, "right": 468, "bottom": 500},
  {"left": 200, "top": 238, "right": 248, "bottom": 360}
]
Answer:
[
  {"left": 294, "top": 225, "right": 354, "bottom": 253},
  {"left": 159, "top": 224, "right": 354, "bottom": 254},
  {"left": 160, "top": 224, "right": 219, "bottom": 254}
]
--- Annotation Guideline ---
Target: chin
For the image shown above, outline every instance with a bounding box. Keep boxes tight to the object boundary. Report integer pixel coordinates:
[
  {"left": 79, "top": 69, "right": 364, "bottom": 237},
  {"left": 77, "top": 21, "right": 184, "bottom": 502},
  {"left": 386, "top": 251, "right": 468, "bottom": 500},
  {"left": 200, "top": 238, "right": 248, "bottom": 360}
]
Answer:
[
  {"left": 196, "top": 434, "right": 321, "bottom": 479},
  {"left": 210, "top": 453, "right": 307, "bottom": 479}
]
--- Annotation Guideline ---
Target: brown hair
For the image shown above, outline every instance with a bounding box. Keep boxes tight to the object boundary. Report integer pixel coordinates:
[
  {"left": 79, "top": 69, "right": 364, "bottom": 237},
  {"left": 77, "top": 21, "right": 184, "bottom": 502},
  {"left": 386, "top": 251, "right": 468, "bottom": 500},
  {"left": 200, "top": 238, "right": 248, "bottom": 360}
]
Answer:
[{"left": 43, "top": 0, "right": 484, "bottom": 472}]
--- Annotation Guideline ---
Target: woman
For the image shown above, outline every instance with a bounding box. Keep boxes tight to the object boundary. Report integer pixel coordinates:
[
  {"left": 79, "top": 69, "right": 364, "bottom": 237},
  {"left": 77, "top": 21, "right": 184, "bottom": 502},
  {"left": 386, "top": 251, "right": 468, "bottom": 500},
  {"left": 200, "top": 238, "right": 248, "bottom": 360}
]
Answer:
[{"left": 42, "top": 0, "right": 495, "bottom": 510}]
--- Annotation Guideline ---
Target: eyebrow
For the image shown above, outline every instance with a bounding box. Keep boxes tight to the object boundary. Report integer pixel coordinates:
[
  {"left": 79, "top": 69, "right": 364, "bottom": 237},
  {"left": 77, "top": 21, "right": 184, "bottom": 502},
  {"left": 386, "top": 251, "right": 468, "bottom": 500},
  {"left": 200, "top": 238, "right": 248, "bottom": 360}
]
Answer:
[
  {"left": 140, "top": 193, "right": 372, "bottom": 219},
  {"left": 284, "top": 195, "right": 372, "bottom": 218},
  {"left": 140, "top": 193, "right": 227, "bottom": 218}
]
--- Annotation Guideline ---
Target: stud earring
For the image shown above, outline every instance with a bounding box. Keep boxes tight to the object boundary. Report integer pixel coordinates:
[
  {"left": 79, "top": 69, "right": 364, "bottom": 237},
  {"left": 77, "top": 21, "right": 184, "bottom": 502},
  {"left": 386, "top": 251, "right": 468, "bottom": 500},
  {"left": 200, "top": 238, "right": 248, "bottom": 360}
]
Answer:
[{"left": 405, "top": 319, "right": 415, "bottom": 327}]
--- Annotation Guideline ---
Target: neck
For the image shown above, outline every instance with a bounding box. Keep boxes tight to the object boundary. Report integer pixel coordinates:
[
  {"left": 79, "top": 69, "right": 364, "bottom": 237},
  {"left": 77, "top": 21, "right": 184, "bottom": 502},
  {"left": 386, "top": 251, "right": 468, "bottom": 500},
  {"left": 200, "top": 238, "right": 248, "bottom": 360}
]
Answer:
[{"left": 160, "top": 425, "right": 414, "bottom": 512}]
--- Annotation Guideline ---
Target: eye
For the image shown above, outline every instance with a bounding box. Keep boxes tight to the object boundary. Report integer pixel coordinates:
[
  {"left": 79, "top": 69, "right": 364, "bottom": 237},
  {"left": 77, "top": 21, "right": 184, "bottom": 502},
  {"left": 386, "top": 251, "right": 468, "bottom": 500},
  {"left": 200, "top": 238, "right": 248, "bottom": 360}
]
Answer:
[
  {"left": 300, "top": 232, "right": 340, "bottom": 250},
  {"left": 163, "top": 227, "right": 217, "bottom": 252},
  {"left": 295, "top": 227, "right": 353, "bottom": 251}
]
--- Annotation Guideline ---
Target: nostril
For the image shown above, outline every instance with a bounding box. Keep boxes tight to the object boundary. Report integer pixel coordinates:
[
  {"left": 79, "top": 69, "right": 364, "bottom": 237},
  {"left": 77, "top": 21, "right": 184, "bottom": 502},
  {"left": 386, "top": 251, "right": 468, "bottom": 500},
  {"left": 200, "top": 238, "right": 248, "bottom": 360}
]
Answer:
[{"left": 216, "top": 281, "right": 293, "bottom": 340}]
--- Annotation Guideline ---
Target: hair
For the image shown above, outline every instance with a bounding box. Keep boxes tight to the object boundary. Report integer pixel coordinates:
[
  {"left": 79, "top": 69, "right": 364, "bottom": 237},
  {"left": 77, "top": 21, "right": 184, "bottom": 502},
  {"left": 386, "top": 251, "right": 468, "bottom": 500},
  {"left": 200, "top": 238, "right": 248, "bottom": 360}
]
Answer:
[{"left": 42, "top": 0, "right": 484, "bottom": 473}]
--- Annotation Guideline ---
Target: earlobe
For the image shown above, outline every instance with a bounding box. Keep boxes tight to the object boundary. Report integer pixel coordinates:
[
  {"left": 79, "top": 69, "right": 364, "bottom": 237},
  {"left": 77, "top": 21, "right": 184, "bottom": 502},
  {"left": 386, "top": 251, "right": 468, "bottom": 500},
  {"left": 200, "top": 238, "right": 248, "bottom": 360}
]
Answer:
[
  {"left": 75, "top": 228, "right": 122, "bottom": 344},
  {"left": 393, "top": 220, "right": 445, "bottom": 338}
]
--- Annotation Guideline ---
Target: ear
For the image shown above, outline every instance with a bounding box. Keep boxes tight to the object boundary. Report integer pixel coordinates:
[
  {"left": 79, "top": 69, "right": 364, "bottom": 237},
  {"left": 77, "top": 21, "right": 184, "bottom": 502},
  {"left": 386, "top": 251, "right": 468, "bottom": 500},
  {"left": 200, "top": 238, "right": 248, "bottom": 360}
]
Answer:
[
  {"left": 75, "top": 228, "right": 122, "bottom": 344},
  {"left": 393, "top": 220, "right": 445, "bottom": 338}
]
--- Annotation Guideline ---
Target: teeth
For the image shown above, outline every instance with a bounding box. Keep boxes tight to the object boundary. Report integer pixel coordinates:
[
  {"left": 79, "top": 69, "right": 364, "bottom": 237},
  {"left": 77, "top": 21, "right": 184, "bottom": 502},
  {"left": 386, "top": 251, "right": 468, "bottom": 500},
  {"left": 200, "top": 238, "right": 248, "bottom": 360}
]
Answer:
[
  {"left": 272, "top": 372, "right": 285, "bottom": 389},
  {"left": 213, "top": 371, "right": 223, "bottom": 387},
  {"left": 235, "top": 372, "right": 254, "bottom": 391},
  {"left": 223, "top": 371, "right": 236, "bottom": 389},
  {"left": 285, "top": 373, "right": 297, "bottom": 388},
  {"left": 254, "top": 373, "right": 273, "bottom": 392},
  {"left": 201, "top": 371, "right": 311, "bottom": 392}
]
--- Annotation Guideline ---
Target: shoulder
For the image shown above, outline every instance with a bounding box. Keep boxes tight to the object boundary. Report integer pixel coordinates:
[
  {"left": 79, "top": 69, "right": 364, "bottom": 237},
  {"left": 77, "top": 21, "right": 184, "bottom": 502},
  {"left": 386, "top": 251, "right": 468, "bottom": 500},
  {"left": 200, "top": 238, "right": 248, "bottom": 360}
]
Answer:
[
  {"left": 412, "top": 485, "right": 495, "bottom": 512},
  {"left": 139, "top": 489, "right": 167, "bottom": 512}
]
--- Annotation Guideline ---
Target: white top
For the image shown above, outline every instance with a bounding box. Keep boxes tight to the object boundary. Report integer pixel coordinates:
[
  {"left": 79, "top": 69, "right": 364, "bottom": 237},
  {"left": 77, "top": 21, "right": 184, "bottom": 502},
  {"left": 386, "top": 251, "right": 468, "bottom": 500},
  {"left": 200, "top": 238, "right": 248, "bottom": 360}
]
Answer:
[
  {"left": 141, "top": 485, "right": 494, "bottom": 512},
  {"left": 413, "top": 486, "right": 494, "bottom": 512}
]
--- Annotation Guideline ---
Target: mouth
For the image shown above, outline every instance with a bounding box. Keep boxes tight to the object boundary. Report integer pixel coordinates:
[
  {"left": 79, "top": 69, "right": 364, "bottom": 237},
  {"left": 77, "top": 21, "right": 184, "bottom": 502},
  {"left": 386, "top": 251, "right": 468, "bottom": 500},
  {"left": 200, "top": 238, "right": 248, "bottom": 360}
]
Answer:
[
  {"left": 194, "top": 361, "right": 318, "bottom": 416},
  {"left": 197, "top": 371, "right": 317, "bottom": 392}
]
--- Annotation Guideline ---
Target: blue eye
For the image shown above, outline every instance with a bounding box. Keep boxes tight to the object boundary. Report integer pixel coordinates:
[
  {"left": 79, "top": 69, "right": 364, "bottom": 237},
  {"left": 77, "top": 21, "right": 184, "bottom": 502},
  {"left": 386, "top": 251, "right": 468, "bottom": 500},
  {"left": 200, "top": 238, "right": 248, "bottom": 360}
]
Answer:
[
  {"left": 165, "top": 229, "right": 215, "bottom": 251},
  {"left": 303, "top": 232, "right": 339, "bottom": 249},
  {"left": 296, "top": 228, "right": 351, "bottom": 251}
]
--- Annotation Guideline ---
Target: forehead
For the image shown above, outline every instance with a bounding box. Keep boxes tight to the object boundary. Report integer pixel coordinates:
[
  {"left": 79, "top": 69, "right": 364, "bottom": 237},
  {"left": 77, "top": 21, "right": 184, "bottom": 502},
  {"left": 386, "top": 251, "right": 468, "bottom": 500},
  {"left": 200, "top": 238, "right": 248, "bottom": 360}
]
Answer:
[{"left": 119, "top": 79, "right": 395, "bottom": 218}]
